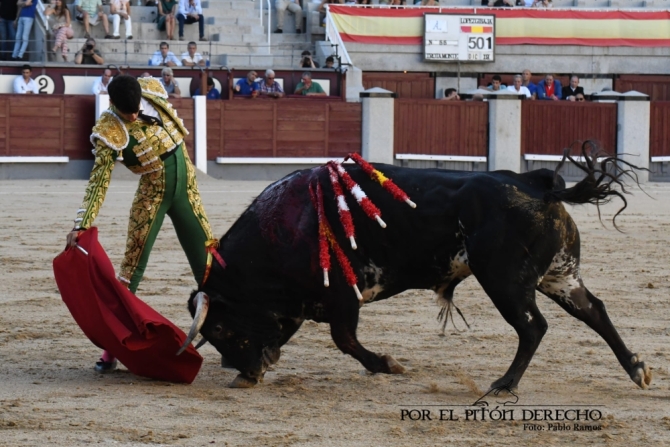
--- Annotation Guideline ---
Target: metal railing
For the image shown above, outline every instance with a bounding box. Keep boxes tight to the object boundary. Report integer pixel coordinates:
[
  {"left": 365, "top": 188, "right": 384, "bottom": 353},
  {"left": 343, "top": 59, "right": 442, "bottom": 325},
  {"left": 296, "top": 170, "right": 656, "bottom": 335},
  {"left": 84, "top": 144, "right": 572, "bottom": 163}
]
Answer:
[
  {"left": 3, "top": 37, "right": 316, "bottom": 68},
  {"left": 325, "top": 5, "right": 352, "bottom": 67},
  {"left": 260, "top": 0, "right": 272, "bottom": 54}
]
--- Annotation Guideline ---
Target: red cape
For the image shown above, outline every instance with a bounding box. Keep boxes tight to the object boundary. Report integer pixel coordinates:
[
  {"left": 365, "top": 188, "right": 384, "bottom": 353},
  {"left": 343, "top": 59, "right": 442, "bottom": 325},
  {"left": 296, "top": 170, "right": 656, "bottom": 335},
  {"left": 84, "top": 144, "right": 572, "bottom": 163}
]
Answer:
[{"left": 53, "top": 227, "right": 203, "bottom": 383}]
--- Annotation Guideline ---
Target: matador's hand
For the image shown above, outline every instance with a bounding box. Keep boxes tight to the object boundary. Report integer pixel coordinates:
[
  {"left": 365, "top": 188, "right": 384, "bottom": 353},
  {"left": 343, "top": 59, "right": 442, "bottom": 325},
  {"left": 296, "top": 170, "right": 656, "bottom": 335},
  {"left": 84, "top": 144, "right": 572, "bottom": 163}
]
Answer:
[{"left": 66, "top": 230, "right": 82, "bottom": 248}]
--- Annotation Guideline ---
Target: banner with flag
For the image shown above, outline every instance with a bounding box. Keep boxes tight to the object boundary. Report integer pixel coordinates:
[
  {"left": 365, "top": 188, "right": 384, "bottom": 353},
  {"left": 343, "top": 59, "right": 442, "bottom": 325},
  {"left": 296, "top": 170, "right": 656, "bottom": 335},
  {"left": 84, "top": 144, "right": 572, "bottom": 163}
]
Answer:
[{"left": 329, "top": 5, "right": 670, "bottom": 47}]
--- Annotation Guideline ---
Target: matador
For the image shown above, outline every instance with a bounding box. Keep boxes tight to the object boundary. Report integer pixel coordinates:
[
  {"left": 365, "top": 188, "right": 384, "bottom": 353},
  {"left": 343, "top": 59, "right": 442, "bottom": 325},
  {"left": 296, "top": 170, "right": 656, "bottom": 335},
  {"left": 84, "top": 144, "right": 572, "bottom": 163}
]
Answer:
[{"left": 66, "top": 74, "right": 215, "bottom": 373}]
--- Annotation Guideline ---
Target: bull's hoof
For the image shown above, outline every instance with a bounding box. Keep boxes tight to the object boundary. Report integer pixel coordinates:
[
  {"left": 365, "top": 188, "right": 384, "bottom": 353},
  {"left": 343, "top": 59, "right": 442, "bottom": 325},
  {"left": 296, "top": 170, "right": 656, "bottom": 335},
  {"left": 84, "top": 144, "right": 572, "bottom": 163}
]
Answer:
[
  {"left": 262, "top": 346, "right": 281, "bottom": 365},
  {"left": 630, "top": 354, "right": 652, "bottom": 389},
  {"left": 382, "top": 355, "right": 406, "bottom": 374},
  {"left": 489, "top": 377, "right": 518, "bottom": 393},
  {"left": 229, "top": 374, "right": 259, "bottom": 388}
]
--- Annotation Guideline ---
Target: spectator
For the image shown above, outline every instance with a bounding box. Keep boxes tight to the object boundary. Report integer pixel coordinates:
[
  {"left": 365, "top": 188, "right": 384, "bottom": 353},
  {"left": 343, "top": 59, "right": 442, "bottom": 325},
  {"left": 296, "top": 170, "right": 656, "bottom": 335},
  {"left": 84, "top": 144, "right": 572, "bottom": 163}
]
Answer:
[
  {"left": 532, "top": 0, "right": 552, "bottom": 6},
  {"left": 109, "top": 0, "right": 132, "bottom": 40},
  {"left": 13, "top": 64, "right": 38, "bottom": 94},
  {"left": 159, "top": 67, "right": 181, "bottom": 98},
  {"left": 324, "top": 56, "right": 335, "bottom": 69},
  {"left": 562, "top": 75, "right": 584, "bottom": 101},
  {"left": 75, "top": 0, "right": 113, "bottom": 40},
  {"left": 181, "top": 41, "right": 205, "bottom": 67},
  {"left": 521, "top": 68, "right": 537, "bottom": 99},
  {"left": 157, "top": 0, "right": 178, "bottom": 41},
  {"left": 568, "top": 92, "right": 586, "bottom": 102},
  {"left": 74, "top": 37, "right": 104, "bottom": 65},
  {"left": 299, "top": 50, "right": 319, "bottom": 68},
  {"left": 177, "top": 0, "right": 206, "bottom": 42},
  {"left": 318, "top": 0, "right": 342, "bottom": 28},
  {"left": 493, "top": 0, "right": 514, "bottom": 5},
  {"left": 12, "top": 0, "right": 37, "bottom": 61},
  {"left": 506, "top": 74, "right": 531, "bottom": 98},
  {"left": 486, "top": 74, "right": 505, "bottom": 91},
  {"left": 45, "top": 0, "right": 73, "bottom": 62},
  {"left": 0, "top": 0, "right": 17, "bottom": 61},
  {"left": 422, "top": 0, "right": 438, "bottom": 5},
  {"left": 150, "top": 41, "right": 181, "bottom": 66},
  {"left": 275, "top": 0, "right": 302, "bottom": 34},
  {"left": 258, "top": 69, "right": 284, "bottom": 99},
  {"left": 139, "top": 71, "right": 152, "bottom": 78},
  {"left": 442, "top": 88, "right": 460, "bottom": 100},
  {"left": 194, "top": 76, "right": 220, "bottom": 100},
  {"left": 295, "top": 71, "right": 327, "bottom": 96},
  {"left": 233, "top": 70, "right": 259, "bottom": 97},
  {"left": 536, "top": 73, "right": 562, "bottom": 100},
  {"left": 92, "top": 68, "right": 113, "bottom": 95}
]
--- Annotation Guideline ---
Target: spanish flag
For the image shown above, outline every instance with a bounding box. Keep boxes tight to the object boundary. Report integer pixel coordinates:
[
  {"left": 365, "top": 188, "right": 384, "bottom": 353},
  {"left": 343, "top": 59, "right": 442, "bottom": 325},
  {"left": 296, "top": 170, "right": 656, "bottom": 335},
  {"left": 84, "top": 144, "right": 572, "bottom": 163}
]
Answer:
[
  {"left": 461, "top": 26, "right": 493, "bottom": 33},
  {"left": 329, "top": 5, "right": 670, "bottom": 47}
]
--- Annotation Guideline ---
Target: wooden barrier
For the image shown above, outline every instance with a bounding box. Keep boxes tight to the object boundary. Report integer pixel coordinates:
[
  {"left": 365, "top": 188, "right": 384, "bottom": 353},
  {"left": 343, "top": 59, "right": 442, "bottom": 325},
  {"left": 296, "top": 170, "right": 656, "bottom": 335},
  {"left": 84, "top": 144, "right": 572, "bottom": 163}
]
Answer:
[
  {"left": 0, "top": 94, "right": 195, "bottom": 161},
  {"left": 363, "top": 72, "right": 435, "bottom": 99},
  {"left": 394, "top": 99, "right": 488, "bottom": 157},
  {"left": 650, "top": 101, "right": 670, "bottom": 158},
  {"left": 206, "top": 100, "right": 361, "bottom": 159},
  {"left": 0, "top": 95, "right": 95, "bottom": 159},
  {"left": 168, "top": 97, "right": 195, "bottom": 161},
  {"left": 615, "top": 75, "right": 670, "bottom": 101},
  {"left": 521, "top": 101, "right": 617, "bottom": 155}
]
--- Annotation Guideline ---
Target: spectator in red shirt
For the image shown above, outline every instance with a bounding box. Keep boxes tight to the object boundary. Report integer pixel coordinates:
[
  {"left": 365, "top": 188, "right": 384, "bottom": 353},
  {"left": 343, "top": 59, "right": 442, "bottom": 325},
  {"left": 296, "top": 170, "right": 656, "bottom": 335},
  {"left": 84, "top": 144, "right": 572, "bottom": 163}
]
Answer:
[{"left": 537, "top": 74, "right": 562, "bottom": 100}]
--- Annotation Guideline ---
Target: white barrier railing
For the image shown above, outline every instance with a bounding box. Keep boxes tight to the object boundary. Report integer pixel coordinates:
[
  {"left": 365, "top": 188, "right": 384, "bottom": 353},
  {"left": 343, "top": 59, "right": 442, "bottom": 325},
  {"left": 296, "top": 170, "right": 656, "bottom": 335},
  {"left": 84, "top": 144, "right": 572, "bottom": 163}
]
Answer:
[
  {"left": 325, "top": 5, "right": 352, "bottom": 67},
  {"left": 261, "top": 0, "right": 272, "bottom": 54},
  {"left": 37, "top": 0, "right": 49, "bottom": 30}
]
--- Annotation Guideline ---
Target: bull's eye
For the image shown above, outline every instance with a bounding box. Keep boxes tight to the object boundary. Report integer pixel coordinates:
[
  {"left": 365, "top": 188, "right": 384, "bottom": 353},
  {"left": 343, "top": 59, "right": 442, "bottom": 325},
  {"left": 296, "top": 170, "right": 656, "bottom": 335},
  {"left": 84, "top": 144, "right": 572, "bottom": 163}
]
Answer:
[{"left": 213, "top": 324, "right": 223, "bottom": 334}]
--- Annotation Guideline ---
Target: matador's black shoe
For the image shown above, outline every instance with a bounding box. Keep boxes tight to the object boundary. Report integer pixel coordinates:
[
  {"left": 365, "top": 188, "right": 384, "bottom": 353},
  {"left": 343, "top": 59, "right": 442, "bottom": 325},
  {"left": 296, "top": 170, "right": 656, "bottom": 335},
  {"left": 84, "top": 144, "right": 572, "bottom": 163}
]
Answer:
[{"left": 94, "top": 359, "right": 118, "bottom": 373}]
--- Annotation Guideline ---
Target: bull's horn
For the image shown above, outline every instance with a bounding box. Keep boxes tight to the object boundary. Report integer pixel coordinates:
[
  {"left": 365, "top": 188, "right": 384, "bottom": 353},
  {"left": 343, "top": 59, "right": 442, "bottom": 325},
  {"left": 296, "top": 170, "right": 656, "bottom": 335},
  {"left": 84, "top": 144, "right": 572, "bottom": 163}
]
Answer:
[
  {"left": 194, "top": 338, "right": 208, "bottom": 350},
  {"left": 176, "top": 292, "right": 209, "bottom": 356}
]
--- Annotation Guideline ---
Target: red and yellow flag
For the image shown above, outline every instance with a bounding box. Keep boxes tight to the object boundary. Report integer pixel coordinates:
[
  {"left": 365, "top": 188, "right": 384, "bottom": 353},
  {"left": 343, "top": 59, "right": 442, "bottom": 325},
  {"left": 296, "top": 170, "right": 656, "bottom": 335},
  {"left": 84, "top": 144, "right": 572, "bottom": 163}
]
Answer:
[{"left": 329, "top": 5, "right": 670, "bottom": 47}]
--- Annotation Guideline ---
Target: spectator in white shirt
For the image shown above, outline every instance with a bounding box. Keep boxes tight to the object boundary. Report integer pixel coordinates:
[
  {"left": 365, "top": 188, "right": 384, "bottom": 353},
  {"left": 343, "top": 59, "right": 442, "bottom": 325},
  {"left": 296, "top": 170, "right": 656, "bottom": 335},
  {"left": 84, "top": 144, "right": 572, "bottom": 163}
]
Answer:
[
  {"left": 109, "top": 0, "right": 132, "bottom": 40},
  {"left": 92, "top": 68, "right": 113, "bottom": 95},
  {"left": 13, "top": 64, "right": 39, "bottom": 94},
  {"left": 177, "top": 0, "right": 206, "bottom": 41},
  {"left": 150, "top": 41, "right": 181, "bottom": 66},
  {"left": 507, "top": 74, "right": 532, "bottom": 98},
  {"left": 181, "top": 41, "right": 205, "bottom": 67}
]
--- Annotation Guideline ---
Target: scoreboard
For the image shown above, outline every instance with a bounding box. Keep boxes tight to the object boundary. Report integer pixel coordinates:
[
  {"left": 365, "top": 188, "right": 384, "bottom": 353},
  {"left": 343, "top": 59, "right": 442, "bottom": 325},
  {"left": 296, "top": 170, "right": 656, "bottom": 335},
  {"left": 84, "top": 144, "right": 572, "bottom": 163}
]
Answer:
[{"left": 423, "top": 14, "right": 495, "bottom": 63}]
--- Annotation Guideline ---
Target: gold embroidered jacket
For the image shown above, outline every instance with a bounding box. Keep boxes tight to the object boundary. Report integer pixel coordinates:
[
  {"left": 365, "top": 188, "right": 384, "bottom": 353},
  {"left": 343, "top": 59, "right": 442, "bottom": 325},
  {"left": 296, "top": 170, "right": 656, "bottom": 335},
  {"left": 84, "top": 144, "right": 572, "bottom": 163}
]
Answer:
[{"left": 73, "top": 77, "right": 190, "bottom": 230}]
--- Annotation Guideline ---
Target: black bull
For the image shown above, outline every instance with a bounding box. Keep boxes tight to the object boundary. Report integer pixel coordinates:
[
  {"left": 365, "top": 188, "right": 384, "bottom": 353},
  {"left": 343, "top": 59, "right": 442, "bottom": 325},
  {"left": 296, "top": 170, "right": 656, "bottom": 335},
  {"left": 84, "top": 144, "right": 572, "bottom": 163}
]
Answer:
[{"left": 181, "top": 155, "right": 651, "bottom": 390}]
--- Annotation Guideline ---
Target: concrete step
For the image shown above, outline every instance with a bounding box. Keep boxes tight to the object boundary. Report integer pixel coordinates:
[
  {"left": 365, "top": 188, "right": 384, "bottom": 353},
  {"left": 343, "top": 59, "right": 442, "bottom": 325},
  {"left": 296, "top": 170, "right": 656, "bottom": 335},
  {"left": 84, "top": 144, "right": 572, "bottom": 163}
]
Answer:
[
  {"left": 217, "top": 52, "right": 308, "bottom": 70},
  {"left": 210, "top": 16, "right": 262, "bottom": 27},
  {"left": 204, "top": 8, "right": 256, "bottom": 19},
  {"left": 271, "top": 34, "right": 309, "bottom": 44},
  {"left": 202, "top": 0, "right": 254, "bottom": 9},
  {"left": 71, "top": 19, "right": 205, "bottom": 41}
]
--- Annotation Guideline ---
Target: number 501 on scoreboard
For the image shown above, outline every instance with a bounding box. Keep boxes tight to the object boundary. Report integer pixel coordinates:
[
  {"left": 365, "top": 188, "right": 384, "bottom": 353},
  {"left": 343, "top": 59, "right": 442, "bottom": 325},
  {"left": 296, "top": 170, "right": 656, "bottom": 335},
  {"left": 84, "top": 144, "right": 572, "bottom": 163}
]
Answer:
[{"left": 424, "top": 14, "right": 495, "bottom": 63}]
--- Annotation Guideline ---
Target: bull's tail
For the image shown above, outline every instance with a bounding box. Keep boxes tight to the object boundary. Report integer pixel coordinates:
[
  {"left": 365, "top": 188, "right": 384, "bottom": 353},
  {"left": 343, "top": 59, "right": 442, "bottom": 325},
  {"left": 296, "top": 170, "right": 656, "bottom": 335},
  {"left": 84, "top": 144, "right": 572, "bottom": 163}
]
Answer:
[
  {"left": 437, "top": 296, "right": 471, "bottom": 335},
  {"left": 545, "top": 141, "right": 648, "bottom": 229}
]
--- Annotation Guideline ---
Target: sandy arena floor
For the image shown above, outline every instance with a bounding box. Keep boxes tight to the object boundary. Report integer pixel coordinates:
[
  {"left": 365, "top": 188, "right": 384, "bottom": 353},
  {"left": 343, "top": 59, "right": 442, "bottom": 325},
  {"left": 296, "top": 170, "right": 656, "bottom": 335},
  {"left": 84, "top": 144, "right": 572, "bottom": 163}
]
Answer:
[{"left": 0, "top": 171, "right": 669, "bottom": 446}]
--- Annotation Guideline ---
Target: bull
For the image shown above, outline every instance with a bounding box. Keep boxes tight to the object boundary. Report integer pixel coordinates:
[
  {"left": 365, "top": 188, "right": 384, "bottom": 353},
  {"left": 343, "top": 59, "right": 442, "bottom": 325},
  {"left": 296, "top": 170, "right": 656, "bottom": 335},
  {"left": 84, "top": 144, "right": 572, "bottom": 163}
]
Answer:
[{"left": 179, "top": 149, "right": 652, "bottom": 390}]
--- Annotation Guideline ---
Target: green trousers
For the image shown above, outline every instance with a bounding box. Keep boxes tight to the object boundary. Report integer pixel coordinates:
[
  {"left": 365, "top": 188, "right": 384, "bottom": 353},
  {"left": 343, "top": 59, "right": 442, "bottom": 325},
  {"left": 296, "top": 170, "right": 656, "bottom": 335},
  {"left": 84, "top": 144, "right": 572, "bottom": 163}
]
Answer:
[{"left": 123, "top": 147, "right": 211, "bottom": 293}]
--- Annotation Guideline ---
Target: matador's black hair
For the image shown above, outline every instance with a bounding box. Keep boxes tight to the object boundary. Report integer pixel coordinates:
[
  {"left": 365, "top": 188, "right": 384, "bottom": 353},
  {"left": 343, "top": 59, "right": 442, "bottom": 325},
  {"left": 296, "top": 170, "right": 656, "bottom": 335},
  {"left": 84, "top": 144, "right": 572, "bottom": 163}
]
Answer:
[{"left": 108, "top": 74, "right": 142, "bottom": 115}]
